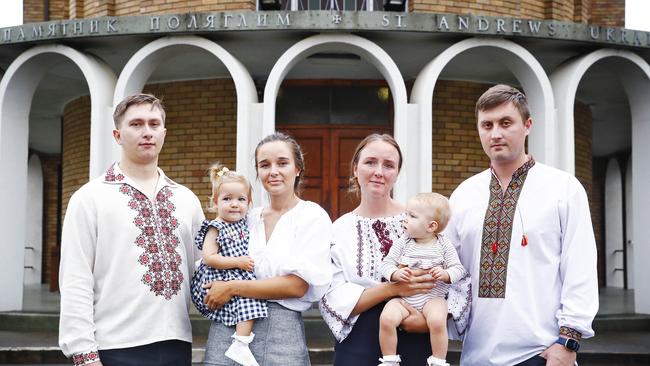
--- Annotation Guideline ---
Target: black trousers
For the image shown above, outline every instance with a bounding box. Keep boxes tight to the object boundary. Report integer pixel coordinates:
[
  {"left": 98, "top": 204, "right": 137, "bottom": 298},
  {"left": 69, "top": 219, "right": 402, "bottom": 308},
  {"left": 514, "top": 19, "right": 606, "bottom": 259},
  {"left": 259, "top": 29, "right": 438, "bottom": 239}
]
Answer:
[
  {"left": 334, "top": 302, "right": 431, "bottom": 366},
  {"left": 515, "top": 354, "right": 547, "bottom": 366},
  {"left": 98, "top": 339, "right": 192, "bottom": 366}
]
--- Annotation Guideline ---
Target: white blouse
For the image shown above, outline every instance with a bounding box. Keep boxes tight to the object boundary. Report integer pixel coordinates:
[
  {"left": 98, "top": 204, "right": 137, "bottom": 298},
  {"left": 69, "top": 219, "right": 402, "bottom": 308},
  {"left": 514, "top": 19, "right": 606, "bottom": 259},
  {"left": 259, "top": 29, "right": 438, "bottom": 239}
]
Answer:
[
  {"left": 319, "top": 212, "right": 472, "bottom": 342},
  {"left": 247, "top": 200, "right": 333, "bottom": 312},
  {"left": 319, "top": 212, "right": 406, "bottom": 341}
]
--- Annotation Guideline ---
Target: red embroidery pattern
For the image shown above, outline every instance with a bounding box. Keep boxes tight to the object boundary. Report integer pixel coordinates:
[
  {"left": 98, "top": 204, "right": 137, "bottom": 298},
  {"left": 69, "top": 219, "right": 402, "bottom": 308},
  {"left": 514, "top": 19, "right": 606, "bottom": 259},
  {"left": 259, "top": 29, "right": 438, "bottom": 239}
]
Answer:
[
  {"left": 372, "top": 220, "right": 393, "bottom": 258},
  {"left": 121, "top": 184, "right": 183, "bottom": 300},
  {"left": 72, "top": 350, "right": 99, "bottom": 366},
  {"left": 104, "top": 164, "right": 124, "bottom": 182},
  {"left": 478, "top": 158, "right": 535, "bottom": 298},
  {"left": 560, "top": 326, "right": 583, "bottom": 341}
]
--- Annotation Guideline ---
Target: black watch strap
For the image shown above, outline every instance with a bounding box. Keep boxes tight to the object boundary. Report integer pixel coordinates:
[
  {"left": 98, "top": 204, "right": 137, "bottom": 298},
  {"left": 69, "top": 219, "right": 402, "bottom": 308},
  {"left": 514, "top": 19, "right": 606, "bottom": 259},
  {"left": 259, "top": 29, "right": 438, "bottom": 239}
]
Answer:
[{"left": 555, "top": 337, "right": 580, "bottom": 352}]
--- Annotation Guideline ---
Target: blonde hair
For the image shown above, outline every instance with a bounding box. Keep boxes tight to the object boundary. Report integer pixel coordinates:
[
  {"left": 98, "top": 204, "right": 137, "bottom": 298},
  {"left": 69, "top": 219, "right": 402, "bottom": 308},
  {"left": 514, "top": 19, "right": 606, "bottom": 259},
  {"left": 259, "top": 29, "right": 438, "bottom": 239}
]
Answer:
[
  {"left": 412, "top": 192, "right": 451, "bottom": 233},
  {"left": 207, "top": 162, "right": 252, "bottom": 212}
]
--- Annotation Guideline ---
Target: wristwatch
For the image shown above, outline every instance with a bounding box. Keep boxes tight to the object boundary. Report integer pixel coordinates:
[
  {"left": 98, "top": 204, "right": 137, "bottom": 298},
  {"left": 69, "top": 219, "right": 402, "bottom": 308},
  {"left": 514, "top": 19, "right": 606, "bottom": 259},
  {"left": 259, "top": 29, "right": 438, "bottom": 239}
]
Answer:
[{"left": 555, "top": 337, "right": 580, "bottom": 352}]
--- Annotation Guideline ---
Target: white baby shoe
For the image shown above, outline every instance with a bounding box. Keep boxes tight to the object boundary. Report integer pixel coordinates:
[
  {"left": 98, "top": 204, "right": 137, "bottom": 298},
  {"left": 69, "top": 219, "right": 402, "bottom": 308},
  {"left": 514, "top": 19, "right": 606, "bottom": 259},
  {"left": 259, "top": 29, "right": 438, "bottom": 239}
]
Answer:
[
  {"left": 224, "top": 332, "right": 259, "bottom": 366},
  {"left": 378, "top": 354, "right": 402, "bottom": 366},
  {"left": 426, "top": 355, "right": 450, "bottom": 366}
]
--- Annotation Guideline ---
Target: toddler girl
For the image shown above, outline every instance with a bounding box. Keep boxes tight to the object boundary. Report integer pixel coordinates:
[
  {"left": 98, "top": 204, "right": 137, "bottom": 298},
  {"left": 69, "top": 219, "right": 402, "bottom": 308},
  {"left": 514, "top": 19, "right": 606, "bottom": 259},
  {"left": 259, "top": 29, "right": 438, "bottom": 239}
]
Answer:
[{"left": 191, "top": 163, "right": 267, "bottom": 366}]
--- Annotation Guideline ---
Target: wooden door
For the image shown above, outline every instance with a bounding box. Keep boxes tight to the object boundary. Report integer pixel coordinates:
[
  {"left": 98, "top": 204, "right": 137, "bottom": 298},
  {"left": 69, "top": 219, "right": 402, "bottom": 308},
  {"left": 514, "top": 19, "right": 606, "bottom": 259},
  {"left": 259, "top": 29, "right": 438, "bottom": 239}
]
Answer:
[{"left": 278, "top": 125, "right": 390, "bottom": 220}]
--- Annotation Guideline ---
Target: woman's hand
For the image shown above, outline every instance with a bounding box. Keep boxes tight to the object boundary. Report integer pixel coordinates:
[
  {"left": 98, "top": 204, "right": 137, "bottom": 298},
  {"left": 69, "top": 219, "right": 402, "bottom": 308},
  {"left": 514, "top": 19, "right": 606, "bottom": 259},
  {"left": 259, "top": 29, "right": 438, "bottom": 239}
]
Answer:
[
  {"left": 237, "top": 256, "right": 255, "bottom": 272},
  {"left": 391, "top": 269, "right": 436, "bottom": 297},
  {"left": 398, "top": 300, "right": 429, "bottom": 333},
  {"left": 203, "top": 281, "right": 236, "bottom": 310}
]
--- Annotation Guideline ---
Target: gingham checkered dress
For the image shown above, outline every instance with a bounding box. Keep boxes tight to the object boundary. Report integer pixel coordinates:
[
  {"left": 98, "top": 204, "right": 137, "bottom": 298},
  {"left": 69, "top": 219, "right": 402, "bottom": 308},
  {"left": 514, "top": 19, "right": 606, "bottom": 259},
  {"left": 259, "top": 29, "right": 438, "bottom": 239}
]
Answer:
[{"left": 190, "top": 219, "right": 268, "bottom": 325}]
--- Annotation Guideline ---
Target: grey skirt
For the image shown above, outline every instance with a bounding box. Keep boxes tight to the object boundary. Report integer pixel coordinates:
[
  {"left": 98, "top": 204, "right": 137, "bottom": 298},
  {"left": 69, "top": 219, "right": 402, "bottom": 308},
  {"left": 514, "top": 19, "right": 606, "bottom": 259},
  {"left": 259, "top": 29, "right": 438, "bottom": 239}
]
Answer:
[{"left": 203, "top": 302, "right": 310, "bottom": 366}]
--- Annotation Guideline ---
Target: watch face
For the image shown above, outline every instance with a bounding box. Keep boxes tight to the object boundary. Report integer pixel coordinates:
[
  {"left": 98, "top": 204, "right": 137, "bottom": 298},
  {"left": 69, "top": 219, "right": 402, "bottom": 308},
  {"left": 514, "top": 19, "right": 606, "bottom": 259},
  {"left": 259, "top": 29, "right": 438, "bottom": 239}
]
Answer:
[{"left": 566, "top": 338, "right": 580, "bottom": 352}]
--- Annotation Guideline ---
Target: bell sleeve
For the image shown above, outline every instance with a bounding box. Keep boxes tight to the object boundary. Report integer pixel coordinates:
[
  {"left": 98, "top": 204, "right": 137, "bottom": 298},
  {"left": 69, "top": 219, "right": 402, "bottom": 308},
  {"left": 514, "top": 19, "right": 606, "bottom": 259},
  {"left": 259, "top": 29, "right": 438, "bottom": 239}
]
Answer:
[{"left": 270, "top": 203, "right": 333, "bottom": 311}]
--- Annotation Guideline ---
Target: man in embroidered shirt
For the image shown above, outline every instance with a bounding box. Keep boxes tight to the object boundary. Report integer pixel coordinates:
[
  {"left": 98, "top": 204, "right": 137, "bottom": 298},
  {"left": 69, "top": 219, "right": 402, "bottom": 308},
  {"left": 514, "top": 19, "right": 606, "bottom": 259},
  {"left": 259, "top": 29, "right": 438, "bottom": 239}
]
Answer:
[
  {"left": 58, "top": 94, "right": 204, "bottom": 366},
  {"left": 444, "top": 85, "right": 598, "bottom": 366}
]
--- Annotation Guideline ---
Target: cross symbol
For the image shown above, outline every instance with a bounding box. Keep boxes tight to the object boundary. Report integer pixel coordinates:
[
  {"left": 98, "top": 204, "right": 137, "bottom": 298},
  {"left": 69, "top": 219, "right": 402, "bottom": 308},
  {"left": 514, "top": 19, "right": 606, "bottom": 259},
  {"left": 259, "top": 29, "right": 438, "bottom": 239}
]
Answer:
[{"left": 333, "top": 14, "right": 342, "bottom": 24}]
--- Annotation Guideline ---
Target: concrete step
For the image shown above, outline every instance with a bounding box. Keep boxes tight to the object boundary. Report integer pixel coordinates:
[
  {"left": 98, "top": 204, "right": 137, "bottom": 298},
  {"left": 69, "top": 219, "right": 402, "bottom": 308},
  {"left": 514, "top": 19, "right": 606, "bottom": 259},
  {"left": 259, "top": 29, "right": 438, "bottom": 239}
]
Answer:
[
  {"left": 1, "top": 332, "right": 650, "bottom": 365},
  {"left": 2, "top": 312, "right": 650, "bottom": 365},
  {"left": 4, "top": 311, "right": 650, "bottom": 333}
]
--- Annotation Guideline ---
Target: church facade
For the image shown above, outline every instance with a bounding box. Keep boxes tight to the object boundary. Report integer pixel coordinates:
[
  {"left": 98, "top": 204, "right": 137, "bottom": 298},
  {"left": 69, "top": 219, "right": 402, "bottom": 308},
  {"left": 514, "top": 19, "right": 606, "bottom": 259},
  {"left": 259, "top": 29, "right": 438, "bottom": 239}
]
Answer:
[{"left": 1, "top": 0, "right": 648, "bottom": 314}]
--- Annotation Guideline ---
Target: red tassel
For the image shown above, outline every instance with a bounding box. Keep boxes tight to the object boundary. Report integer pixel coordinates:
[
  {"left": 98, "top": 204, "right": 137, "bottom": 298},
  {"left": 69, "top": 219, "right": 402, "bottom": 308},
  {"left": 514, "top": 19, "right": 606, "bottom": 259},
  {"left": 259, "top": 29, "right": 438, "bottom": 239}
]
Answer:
[
  {"left": 521, "top": 234, "right": 528, "bottom": 247},
  {"left": 491, "top": 242, "right": 498, "bottom": 254}
]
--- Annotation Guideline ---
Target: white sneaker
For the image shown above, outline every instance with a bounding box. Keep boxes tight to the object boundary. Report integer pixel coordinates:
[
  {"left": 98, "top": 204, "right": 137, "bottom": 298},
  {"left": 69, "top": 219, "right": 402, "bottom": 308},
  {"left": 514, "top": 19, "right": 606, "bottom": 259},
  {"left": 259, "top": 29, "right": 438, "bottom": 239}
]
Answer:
[
  {"left": 378, "top": 354, "right": 402, "bottom": 366},
  {"left": 224, "top": 333, "right": 259, "bottom": 366},
  {"left": 426, "top": 355, "right": 450, "bottom": 366}
]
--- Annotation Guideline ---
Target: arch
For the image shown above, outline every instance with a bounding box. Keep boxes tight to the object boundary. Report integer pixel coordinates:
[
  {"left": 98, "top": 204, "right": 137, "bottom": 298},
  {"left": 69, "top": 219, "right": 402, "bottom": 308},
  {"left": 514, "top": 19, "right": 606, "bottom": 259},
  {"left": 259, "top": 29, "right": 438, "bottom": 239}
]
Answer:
[
  {"left": 114, "top": 35, "right": 258, "bottom": 179},
  {"left": 550, "top": 49, "right": 650, "bottom": 173},
  {"left": 411, "top": 37, "right": 556, "bottom": 191},
  {"left": 263, "top": 33, "right": 410, "bottom": 201},
  {"left": 0, "top": 44, "right": 116, "bottom": 310},
  {"left": 550, "top": 49, "right": 650, "bottom": 312},
  {"left": 604, "top": 158, "right": 623, "bottom": 288}
]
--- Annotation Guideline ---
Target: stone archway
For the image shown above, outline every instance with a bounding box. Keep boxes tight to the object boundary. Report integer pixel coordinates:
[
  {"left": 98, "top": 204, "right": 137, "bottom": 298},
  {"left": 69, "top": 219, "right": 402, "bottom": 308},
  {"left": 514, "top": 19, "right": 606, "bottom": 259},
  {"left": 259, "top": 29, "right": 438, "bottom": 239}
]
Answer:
[
  {"left": 263, "top": 33, "right": 412, "bottom": 201},
  {"left": 411, "top": 37, "right": 556, "bottom": 192},
  {"left": 0, "top": 44, "right": 115, "bottom": 310},
  {"left": 113, "top": 35, "right": 258, "bottom": 179}
]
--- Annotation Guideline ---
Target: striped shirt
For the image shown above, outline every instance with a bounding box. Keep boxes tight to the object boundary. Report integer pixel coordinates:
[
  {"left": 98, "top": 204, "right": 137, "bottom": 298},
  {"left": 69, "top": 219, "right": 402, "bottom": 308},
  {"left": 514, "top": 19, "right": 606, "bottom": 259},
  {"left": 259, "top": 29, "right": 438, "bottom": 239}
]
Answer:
[{"left": 380, "top": 235, "right": 466, "bottom": 310}]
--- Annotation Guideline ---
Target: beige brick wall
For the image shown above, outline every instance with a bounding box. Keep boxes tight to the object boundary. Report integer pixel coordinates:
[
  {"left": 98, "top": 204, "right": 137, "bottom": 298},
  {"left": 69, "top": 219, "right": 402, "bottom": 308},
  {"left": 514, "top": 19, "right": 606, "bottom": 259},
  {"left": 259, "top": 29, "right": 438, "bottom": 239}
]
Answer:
[
  {"left": 40, "top": 155, "right": 61, "bottom": 288},
  {"left": 23, "top": 0, "right": 45, "bottom": 23},
  {"left": 406, "top": 0, "right": 624, "bottom": 23},
  {"left": 431, "top": 80, "right": 490, "bottom": 197},
  {"left": 574, "top": 0, "right": 591, "bottom": 23},
  {"left": 19, "top": 0, "right": 625, "bottom": 25},
  {"left": 410, "top": 0, "right": 578, "bottom": 21},
  {"left": 62, "top": 96, "right": 91, "bottom": 219},
  {"left": 23, "top": 0, "right": 68, "bottom": 22},
  {"left": 591, "top": 0, "right": 625, "bottom": 27}
]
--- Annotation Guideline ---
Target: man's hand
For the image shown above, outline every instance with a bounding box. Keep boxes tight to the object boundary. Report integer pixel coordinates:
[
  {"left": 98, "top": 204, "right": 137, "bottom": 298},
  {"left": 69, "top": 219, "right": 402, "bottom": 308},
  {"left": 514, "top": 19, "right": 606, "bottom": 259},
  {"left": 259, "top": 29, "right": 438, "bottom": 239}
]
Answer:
[
  {"left": 203, "top": 281, "right": 235, "bottom": 310},
  {"left": 398, "top": 300, "right": 429, "bottom": 333},
  {"left": 391, "top": 267, "right": 413, "bottom": 282},
  {"left": 237, "top": 256, "right": 255, "bottom": 272},
  {"left": 86, "top": 361, "right": 103, "bottom": 366},
  {"left": 540, "top": 343, "right": 577, "bottom": 366}
]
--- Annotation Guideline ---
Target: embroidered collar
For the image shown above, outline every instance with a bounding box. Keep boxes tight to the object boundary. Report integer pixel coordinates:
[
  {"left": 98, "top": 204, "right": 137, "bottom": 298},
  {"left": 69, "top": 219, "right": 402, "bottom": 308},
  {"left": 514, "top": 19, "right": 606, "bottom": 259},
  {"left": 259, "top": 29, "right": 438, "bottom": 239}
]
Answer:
[
  {"left": 103, "top": 162, "right": 177, "bottom": 188},
  {"left": 490, "top": 156, "right": 536, "bottom": 182}
]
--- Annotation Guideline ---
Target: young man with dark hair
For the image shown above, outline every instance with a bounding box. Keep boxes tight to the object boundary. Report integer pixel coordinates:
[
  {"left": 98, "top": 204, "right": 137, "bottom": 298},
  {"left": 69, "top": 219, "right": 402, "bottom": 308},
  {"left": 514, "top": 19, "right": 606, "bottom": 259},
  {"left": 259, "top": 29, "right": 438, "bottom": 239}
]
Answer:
[
  {"left": 59, "top": 93, "right": 204, "bottom": 366},
  {"left": 445, "top": 84, "right": 598, "bottom": 366}
]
